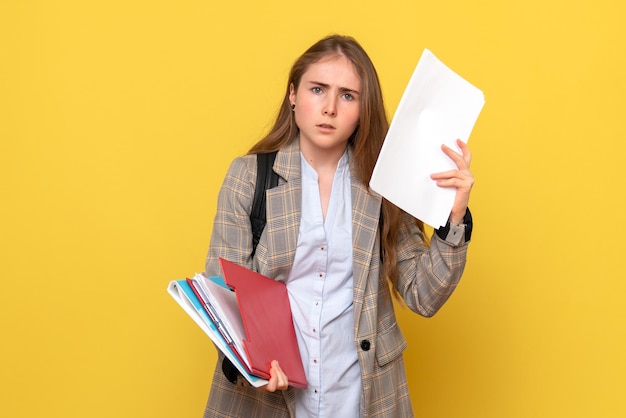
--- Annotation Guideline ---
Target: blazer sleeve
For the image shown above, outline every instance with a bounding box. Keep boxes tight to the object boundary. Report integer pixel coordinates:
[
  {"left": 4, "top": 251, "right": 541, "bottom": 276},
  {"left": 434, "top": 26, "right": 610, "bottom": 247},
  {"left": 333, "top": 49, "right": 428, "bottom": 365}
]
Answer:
[
  {"left": 394, "top": 212, "right": 470, "bottom": 317},
  {"left": 205, "top": 155, "right": 256, "bottom": 277}
]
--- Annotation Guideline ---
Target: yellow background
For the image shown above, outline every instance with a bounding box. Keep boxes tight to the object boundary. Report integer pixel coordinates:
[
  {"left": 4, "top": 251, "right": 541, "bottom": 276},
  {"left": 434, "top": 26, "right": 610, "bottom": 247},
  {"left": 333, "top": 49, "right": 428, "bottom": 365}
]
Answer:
[{"left": 2, "top": 1, "right": 624, "bottom": 417}]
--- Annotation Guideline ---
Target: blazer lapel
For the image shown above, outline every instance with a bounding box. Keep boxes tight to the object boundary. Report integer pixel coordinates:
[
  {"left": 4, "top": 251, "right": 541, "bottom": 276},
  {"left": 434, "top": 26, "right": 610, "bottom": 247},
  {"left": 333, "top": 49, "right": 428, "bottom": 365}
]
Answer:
[
  {"left": 262, "top": 141, "right": 382, "bottom": 324},
  {"left": 349, "top": 151, "right": 382, "bottom": 329},
  {"left": 264, "top": 139, "right": 302, "bottom": 282}
]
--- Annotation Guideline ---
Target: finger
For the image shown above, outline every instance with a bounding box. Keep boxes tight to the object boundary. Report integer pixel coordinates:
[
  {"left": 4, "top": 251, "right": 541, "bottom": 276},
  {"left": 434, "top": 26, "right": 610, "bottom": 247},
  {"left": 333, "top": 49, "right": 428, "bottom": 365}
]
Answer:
[
  {"left": 434, "top": 177, "right": 469, "bottom": 189},
  {"left": 265, "top": 366, "right": 278, "bottom": 392},
  {"left": 264, "top": 360, "right": 288, "bottom": 392},
  {"left": 455, "top": 139, "right": 472, "bottom": 166},
  {"left": 431, "top": 168, "right": 474, "bottom": 182},
  {"left": 271, "top": 360, "right": 289, "bottom": 390},
  {"left": 430, "top": 171, "right": 474, "bottom": 190},
  {"left": 430, "top": 169, "right": 460, "bottom": 180},
  {"left": 441, "top": 141, "right": 472, "bottom": 168},
  {"left": 440, "top": 144, "right": 467, "bottom": 170},
  {"left": 262, "top": 362, "right": 279, "bottom": 392}
]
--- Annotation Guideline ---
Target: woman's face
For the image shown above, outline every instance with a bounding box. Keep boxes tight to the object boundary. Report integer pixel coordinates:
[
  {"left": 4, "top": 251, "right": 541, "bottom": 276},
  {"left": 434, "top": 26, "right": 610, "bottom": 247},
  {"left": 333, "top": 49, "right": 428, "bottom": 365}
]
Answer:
[{"left": 289, "top": 55, "right": 361, "bottom": 160}]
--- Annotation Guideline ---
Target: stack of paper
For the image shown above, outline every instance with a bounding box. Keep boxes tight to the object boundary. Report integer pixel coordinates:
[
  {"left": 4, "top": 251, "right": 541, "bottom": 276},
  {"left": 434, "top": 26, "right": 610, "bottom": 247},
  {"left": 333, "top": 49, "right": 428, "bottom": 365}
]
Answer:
[
  {"left": 168, "top": 276, "right": 265, "bottom": 386},
  {"left": 168, "top": 258, "right": 307, "bottom": 389},
  {"left": 370, "top": 49, "right": 485, "bottom": 228}
]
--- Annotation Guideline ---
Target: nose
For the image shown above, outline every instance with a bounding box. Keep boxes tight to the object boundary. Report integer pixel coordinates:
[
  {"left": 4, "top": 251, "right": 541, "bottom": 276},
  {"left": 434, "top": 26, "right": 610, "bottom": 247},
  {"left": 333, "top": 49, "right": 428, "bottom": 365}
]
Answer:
[{"left": 323, "top": 97, "right": 337, "bottom": 117}]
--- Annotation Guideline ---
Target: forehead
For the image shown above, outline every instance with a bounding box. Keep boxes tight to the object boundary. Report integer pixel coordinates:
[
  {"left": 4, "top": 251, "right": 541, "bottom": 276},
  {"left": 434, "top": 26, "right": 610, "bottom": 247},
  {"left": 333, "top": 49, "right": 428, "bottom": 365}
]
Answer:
[{"left": 300, "top": 55, "right": 361, "bottom": 90}]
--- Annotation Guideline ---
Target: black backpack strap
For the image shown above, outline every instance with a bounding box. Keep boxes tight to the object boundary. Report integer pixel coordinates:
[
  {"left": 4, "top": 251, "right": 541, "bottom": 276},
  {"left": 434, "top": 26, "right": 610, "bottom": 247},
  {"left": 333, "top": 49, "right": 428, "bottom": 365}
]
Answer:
[{"left": 250, "top": 151, "right": 278, "bottom": 257}]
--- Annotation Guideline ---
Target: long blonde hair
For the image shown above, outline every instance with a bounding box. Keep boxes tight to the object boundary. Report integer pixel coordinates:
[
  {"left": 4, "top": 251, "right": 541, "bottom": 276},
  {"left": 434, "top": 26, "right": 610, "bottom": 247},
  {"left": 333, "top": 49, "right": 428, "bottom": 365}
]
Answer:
[{"left": 249, "top": 34, "right": 425, "bottom": 295}]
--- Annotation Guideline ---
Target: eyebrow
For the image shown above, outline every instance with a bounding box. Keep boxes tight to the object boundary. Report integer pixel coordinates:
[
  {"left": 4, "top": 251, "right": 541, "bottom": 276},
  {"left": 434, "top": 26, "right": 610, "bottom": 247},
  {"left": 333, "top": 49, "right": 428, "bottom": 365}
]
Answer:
[{"left": 309, "top": 81, "right": 360, "bottom": 95}]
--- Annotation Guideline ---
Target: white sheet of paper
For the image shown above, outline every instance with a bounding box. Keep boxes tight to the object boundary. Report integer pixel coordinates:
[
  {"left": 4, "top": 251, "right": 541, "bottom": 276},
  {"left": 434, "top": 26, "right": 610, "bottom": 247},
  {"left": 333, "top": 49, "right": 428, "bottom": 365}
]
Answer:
[
  {"left": 199, "top": 275, "right": 250, "bottom": 369},
  {"left": 370, "top": 49, "right": 485, "bottom": 228}
]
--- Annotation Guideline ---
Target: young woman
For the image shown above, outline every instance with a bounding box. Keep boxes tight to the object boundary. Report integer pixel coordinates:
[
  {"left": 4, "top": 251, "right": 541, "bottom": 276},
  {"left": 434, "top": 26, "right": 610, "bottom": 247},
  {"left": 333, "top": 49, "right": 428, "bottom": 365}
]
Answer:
[{"left": 203, "top": 34, "right": 474, "bottom": 418}]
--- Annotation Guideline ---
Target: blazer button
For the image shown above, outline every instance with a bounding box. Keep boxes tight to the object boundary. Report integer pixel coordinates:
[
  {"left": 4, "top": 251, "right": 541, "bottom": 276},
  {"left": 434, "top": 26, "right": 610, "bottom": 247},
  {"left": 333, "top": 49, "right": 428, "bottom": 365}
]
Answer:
[{"left": 360, "top": 340, "right": 371, "bottom": 351}]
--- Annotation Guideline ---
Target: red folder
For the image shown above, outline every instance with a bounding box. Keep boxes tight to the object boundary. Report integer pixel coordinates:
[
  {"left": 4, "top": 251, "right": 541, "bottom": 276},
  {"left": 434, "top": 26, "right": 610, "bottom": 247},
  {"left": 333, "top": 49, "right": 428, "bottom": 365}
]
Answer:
[{"left": 219, "top": 257, "right": 307, "bottom": 389}]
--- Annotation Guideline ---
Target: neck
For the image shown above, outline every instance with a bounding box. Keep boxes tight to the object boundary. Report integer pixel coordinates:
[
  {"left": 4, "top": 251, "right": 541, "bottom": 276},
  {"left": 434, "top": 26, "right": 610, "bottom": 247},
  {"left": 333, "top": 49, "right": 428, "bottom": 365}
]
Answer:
[{"left": 299, "top": 141, "right": 347, "bottom": 175}]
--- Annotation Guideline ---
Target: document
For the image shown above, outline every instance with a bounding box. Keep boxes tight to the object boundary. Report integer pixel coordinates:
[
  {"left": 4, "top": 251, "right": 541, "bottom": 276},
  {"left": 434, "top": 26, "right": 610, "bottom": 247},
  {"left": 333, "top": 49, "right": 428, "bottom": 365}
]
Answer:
[
  {"left": 168, "top": 258, "right": 307, "bottom": 389},
  {"left": 216, "top": 258, "right": 306, "bottom": 389},
  {"left": 187, "top": 275, "right": 250, "bottom": 369},
  {"left": 370, "top": 49, "right": 485, "bottom": 228},
  {"left": 168, "top": 277, "right": 267, "bottom": 387}
]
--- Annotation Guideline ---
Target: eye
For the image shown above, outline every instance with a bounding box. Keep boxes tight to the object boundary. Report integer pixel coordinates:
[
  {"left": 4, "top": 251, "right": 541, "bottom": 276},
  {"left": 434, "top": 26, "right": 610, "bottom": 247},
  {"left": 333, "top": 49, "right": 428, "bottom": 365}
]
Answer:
[
  {"left": 312, "top": 87, "right": 323, "bottom": 94},
  {"left": 342, "top": 93, "right": 355, "bottom": 101}
]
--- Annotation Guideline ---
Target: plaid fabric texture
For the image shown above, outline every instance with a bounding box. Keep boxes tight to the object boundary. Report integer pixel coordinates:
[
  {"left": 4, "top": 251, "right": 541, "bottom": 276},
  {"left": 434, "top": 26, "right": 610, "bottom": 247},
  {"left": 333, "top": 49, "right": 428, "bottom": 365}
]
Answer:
[{"left": 203, "top": 139, "right": 469, "bottom": 418}]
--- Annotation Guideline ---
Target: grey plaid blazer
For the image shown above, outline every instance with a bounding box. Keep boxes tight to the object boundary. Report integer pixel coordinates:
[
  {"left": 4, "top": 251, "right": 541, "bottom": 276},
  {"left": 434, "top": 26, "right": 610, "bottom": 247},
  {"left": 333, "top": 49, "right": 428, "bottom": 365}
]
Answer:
[{"left": 203, "top": 139, "right": 469, "bottom": 418}]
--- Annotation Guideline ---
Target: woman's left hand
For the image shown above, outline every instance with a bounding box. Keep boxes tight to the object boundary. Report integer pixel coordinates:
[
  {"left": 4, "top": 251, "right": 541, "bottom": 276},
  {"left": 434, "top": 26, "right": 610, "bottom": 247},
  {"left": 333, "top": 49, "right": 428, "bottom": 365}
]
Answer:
[{"left": 430, "top": 139, "right": 474, "bottom": 224}]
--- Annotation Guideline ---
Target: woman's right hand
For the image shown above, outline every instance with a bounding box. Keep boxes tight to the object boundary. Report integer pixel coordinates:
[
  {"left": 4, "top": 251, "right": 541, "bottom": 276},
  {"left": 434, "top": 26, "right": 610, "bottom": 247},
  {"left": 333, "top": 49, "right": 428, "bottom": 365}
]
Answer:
[{"left": 261, "top": 360, "right": 289, "bottom": 392}]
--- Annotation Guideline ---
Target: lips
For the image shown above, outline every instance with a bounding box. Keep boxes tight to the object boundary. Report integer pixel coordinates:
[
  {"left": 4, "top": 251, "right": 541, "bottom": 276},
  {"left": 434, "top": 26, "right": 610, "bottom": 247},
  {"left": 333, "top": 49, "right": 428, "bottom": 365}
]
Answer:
[{"left": 317, "top": 123, "right": 336, "bottom": 130}]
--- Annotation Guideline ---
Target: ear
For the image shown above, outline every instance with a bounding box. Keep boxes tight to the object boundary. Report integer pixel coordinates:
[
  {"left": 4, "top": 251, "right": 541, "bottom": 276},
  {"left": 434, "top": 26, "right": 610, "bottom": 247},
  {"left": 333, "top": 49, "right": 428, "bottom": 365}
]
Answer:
[{"left": 289, "top": 83, "right": 296, "bottom": 106}]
